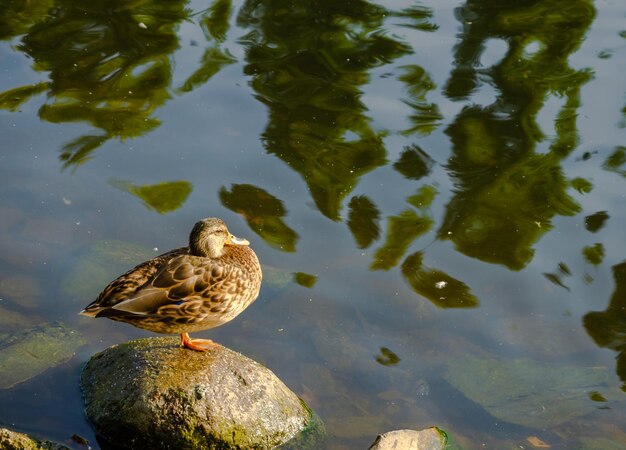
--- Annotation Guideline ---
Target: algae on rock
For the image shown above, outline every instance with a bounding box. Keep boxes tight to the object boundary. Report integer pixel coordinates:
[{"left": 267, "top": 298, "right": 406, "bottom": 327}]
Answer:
[
  {"left": 61, "top": 240, "right": 155, "bottom": 300},
  {"left": 81, "top": 337, "right": 322, "bottom": 449},
  {"left": 0, "top": 427, "right": 69, "bottom": 450},
  {"left": 368, "top": 428, "right": 449, "bottom": 450},
  {"left": 445, "top": 356, "right": 619, "bottom": 428},
  {"left": 0, "top": 322, "right": 85, "bottom": 389}
]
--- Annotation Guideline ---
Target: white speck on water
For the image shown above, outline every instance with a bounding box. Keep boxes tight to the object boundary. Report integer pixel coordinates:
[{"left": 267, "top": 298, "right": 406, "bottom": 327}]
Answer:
[
  {"left": 153, "top": 247, "right": 159, "bottom": 252},
  {"left": 435, "top": 281, "right": 447, "bottom": 289}
]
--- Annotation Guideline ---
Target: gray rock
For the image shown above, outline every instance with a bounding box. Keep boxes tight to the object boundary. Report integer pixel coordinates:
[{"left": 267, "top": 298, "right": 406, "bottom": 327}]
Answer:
[
  {"left": 368, "top": 428, "right": 448, "bottom": 450},
  {"left": 81, "top": 337, "right": 322, "bottom": 449},
  {"left": 0, "top": 427, "right": 69, "bottom": 450},
  {"left": 0, "top": 305, "right": 38, "bottom": 331},
  {"left": 0, "top": 273, "right": 41, "bottom": 309},
  {"left": 0, "top": 322, "right": 85, "bottom": 389},
  {"left": 445, "top": 356, "right": 621, "bottom": 428},
  {"left": 61, "top": 240, "right": 154, "bottom": 301}
]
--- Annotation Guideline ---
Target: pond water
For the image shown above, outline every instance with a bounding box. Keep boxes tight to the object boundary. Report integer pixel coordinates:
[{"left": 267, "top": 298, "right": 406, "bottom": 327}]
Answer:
[{"left": 1, "top": 0, "right": 625, "bottom": 448}]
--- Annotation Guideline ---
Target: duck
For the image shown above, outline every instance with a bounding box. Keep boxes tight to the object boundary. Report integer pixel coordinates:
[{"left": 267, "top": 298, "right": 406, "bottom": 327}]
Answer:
[{"left": 80, "top": 218, "right": 262, "bottom": 351}]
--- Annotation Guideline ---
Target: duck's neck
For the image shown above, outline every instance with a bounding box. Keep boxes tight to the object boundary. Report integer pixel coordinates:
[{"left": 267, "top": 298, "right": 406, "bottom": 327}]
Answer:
[{"left": 190, "top": 238, "right": 225, "bottom": 258}]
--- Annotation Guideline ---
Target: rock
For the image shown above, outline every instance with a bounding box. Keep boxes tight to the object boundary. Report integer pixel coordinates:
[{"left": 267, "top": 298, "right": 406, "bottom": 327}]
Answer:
[
  {"left": 21, "top": 218, "right": 75, "bottom": 246},
  {"left": 0, "top": 274, "right": 41, "bottom": 309},
  {"left": 368, "top": 428, "right": 448, "bottom": 450},
  {"left": 0, "top": 322, "right": 85, "bottom": 389},
  {"left": 311, "top": 322, "right": 368, "bottom": 371},
  {"left": 488, "top": 316, "right": 598, "bottom": 358},
  {"left": 0, "top": 427, "right": 69, "bottom": 450},
  {"left": 328, "top": 416, "right": 389, "bottom": 440},
  {"left": 81, "top": 337, "right": 322, "bottom": 449},
  {"left": 0, "top": 305, "right": 38, "bottom": 330},
  {"left": 0, "top": 207, "right": 25, "bottom": 234},
  {"left": 445, "top": 356, "right": 620, "bottom": 428},
  {"left": 61, "top": 240, "right": 154, "bottom": 301},
  {"left": 575, "top": 437, "right": 626, "bottom": 450},
  {"left": 0, "top": 237, "right": 54, "bottom": 268}
]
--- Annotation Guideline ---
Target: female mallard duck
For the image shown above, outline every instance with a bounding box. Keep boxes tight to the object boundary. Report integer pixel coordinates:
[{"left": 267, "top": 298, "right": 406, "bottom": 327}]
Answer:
[{"left": 80, "top": 218, "right": 262, "bottom": 351}]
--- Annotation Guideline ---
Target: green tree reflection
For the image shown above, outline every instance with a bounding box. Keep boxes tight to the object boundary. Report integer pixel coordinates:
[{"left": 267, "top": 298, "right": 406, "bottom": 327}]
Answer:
[
  {"left": 371, "top": 209, "right": 432, "bottom": 271},
  {"left": 603, "top": 146, "right": 626, "bottom": 178},
  {"left": 237, "top": 0, "right": 410, "bottom": 221},
  {"left": 0, "top": 0, "right": 234, "bottom": 169},
  {"left": 401, "top": 251, "right": 479, "bottom": 308},
  {"left": 110, "top": 179, "right": 192, "bottom": 214},
  {"left": 584, "top": 211, "right": 609, "bottom": 233},
  {"left": 177, "top": 0, "right": 236, "bottom": 93},
  {"left": 393, "top": 3, "right": 439, "bottom": 33},
  {"left": 372, "top": 185, "right": 436, "bottom": 271},
  {"left": 347, "top": 196, "right": 380, "bottom": 250},
  {"left": 439, "top": 0, "right": 596, "bottom": 270},
  {"left": 374, "top": 347, "right": 401, "bottom": 366},
  {"left": 219, "top": 184, "right": 298, "bottom": 252},
  {"left": 15, "top": 0, "right": 188, "bottom": 168},
  {"left": 399, "top": 65, "right": 442, "bottom": 136},
  {"left": 393, "top": 144, "right": 434, "bottom": 181},
  {"left": 293, "top": 272, "right": 317, "bottom": 288},
  {"left": 394, "top": 4, "right": 441, "bottom": 135},
  {"left": 582, "top": 243, "right": 604, "bottom": 267},
  {"left": 0, "top": 0, "right": 54, "bottom": 40},
  {"left": 584, "top": 261, "right": 626, "bottom": 391},
  {"left": 543, "top": 262, "right": 572, "bottom": 291}
]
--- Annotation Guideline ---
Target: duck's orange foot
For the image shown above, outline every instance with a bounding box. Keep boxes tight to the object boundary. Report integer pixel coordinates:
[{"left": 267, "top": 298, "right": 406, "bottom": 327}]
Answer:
[{"left": 180, "top": 332, "right": 221, "bottom": 352}]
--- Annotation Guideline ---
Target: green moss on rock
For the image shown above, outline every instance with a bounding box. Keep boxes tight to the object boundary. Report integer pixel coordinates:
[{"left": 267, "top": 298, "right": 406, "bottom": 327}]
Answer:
[
  {"left": 0, "top": 427, "right": 69, "bottom": 450},
  {"left": 0, "top": 322, "right": 85, "bottom": 389},
  {"left": 81, "top": 337, "right": 322, "bottom": 449}
]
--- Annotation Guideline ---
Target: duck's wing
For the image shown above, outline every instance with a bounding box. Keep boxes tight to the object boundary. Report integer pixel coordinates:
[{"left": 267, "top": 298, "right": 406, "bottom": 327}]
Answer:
[
  {"left": 104, "top": 252, "right": 248, "bottom": 318},
  {"left": 81, "top": 247, "right": 187, "bottom": 314}
]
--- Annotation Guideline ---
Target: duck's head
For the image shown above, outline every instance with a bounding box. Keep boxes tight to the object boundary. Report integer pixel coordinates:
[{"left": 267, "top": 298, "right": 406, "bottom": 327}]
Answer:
[{"left": 189, "top": 217, "right": 249, "bottom": 258}]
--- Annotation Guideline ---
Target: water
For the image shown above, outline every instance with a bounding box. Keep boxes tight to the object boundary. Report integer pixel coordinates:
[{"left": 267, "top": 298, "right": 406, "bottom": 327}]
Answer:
[{"left": 1, "top": 0, "right": 625, "bottom": 448}]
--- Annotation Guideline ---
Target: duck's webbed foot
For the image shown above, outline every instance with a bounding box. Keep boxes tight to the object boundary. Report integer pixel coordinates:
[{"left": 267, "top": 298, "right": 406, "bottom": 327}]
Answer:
[{"left": 180, "top": 332, "right": 221, "bottom": 351}]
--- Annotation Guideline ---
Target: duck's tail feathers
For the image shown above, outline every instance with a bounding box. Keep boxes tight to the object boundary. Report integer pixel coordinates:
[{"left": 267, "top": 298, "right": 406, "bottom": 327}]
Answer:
[{"left": 78, "top": 307, "right": 101, "bottom": 317}]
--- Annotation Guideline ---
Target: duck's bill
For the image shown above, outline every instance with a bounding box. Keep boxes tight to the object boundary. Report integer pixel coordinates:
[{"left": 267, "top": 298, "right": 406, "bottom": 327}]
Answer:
[{"left": 228, "top": 234, "right": 250, "bottom": 246}]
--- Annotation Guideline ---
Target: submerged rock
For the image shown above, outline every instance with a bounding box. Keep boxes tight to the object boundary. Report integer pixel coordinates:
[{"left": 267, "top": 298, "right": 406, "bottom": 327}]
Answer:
[
  {"left": 0, "top": 322, "right": 85, "bottom": 389},
  {"left": 0, "top": 273, "right": 41, "bottom": 309},
  {"left": 0, "top": 427, "right": 69, "bottom": 450},
  {"left": 368, "top": 428, "right": 448, "bottom": 450},
  {"left": 81, "top": 337, "right": 322, "bottom": 449},
  {"left": 445, "top": 356, "right": 619, "bottom": 428},
  {"left": 61, "top": 240, "right": 154, "bottom": 301},
  {"left": 0, "top": 305, "right": 38, "bottom": 331}
]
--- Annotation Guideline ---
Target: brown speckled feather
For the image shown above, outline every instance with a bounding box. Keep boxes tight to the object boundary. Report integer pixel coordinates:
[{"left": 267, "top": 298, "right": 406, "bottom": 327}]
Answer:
[
  {"left": 87, "top": 247, "right": 188, "bottom": 309},
  {"left": 82, "top": 244, "right": 262, "bottom": 335}
]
